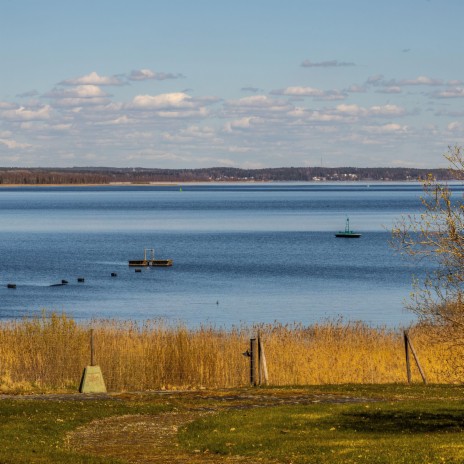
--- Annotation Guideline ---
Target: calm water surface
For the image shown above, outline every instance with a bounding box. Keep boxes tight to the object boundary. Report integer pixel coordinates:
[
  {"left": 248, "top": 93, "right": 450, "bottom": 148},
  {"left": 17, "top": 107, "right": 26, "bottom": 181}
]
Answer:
[{"left": 0, "top": 183, "right": 458, "bottom": 327}]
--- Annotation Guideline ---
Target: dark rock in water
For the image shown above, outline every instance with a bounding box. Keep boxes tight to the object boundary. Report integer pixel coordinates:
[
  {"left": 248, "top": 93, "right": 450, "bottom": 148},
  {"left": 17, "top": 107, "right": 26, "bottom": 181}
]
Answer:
[
  {"left": 7, "top": 283, "right": 16, "bottom": 289},
  {"left": 61, "top": 279, "right": 69, "bottom": 284},
  {"left": 111, "top": 272, "right": 117, "bottom": 277},
  {"left": 77, "top": 277, "right": 85, "bottom": 283}
]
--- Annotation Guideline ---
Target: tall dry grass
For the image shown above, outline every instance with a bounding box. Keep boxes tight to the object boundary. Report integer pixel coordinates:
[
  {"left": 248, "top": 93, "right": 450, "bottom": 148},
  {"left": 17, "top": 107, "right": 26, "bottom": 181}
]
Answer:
[{"left": 0, "top": 313, "right": 461, "bottom": 392}]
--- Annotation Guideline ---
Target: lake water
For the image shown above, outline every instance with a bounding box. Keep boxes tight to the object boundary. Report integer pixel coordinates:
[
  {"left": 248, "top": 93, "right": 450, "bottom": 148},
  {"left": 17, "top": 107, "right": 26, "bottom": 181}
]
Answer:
[{"left": 0, "top": 183, "right": 456, "bottom": 327}]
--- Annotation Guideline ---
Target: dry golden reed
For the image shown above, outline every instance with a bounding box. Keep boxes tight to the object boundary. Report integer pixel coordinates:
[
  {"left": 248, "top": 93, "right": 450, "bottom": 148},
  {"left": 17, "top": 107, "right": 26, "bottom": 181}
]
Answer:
[{"left": 0, "top": 312, "right": 461, "bottom": 392}]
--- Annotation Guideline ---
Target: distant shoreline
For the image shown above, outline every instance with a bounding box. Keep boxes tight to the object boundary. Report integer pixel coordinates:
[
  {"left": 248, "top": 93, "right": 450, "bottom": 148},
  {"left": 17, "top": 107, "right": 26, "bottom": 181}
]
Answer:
[
  {"left": 0, "top": 166, "right": 452, "bottom": 185},
  {"left": 0, "top": 182, "right": 181, "bottom": 188},
  {"left": 0, "top": 179, "right": 442, "bottom": 188}
]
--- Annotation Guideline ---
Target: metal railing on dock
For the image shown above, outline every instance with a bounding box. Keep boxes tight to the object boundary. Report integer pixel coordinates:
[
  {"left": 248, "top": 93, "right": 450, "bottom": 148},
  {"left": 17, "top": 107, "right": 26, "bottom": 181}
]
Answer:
[{"left": 128, "top": 248, "right": 173, "bottom": 267}]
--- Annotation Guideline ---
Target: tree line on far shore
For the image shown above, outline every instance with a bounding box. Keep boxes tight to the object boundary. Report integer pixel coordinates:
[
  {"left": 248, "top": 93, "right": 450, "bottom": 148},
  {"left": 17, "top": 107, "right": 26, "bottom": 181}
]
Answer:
[{"left": 0, "top": 166, "right": 453, "bottom": 185}]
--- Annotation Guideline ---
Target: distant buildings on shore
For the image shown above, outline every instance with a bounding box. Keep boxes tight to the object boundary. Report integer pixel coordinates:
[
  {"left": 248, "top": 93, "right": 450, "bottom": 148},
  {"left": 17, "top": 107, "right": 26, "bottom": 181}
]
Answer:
[{"left": 0, "top": 166, "right": 452, "bottom": 185}]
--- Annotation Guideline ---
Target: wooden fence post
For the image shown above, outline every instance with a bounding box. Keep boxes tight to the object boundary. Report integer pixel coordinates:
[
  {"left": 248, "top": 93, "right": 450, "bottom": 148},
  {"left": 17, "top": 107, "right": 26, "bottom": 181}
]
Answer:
[
  {"left": 90, "top": 328, "right": 95, "bottom": 366},
  {"left": 258, "top": 332, "right": 269, "bottom": 386},
  {"left": 244, "top": 334, "right": 268, "bottom": 387},
  {"left": 404, "top": 330, "right": 411, "bottom": 384},
  {"left": 404, "top": 330, "right": 427, "bottom": 385},
  {"left": 250, "top": 338, "right": 259, "bottom": 386},
  {"left": 407, "top": 332, "right": 427, "bottom": 385},
  {"left": 257, "top": 331, "right": 262, "bottom": 386}
]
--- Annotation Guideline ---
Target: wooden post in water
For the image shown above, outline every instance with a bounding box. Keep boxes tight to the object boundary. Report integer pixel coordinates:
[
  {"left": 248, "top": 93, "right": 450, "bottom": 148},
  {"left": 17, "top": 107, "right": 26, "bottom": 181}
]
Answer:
[{"left": 404, "top": 330, "right": 411, "bottom": 384}]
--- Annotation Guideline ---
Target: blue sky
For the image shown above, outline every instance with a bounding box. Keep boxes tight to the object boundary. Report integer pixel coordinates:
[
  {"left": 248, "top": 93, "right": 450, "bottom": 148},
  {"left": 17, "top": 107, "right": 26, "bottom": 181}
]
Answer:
[{"left": 0, "top": 0, "right": 463, "bottom": 168}]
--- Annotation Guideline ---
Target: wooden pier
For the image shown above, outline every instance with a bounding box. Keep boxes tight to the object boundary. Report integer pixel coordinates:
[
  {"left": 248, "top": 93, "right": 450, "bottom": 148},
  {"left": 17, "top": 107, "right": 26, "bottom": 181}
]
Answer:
[{"left": 128, "top": 248, "right": 173, "bottom": 267}]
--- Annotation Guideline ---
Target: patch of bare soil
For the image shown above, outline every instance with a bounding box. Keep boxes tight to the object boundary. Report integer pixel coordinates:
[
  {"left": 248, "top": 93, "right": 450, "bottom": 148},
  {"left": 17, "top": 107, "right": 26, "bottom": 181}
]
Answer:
[
  {"left": 64, "top": 390, "right": 375, "bottom": 463},
  {"left": 67, "top": 411, "right": 275, "bottom": 464}
]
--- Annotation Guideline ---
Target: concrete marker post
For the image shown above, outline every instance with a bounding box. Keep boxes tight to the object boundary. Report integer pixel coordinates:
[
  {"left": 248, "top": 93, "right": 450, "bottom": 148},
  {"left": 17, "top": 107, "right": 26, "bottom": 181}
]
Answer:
[{"left": 79, "top": 329, "right": 107, "bottom": 394}]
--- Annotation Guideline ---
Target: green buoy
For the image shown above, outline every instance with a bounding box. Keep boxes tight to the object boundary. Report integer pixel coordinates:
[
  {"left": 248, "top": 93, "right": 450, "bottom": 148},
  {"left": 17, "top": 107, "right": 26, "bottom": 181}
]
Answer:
[{"left": 335, "top": 217, "right": 361, "bottom": 238}]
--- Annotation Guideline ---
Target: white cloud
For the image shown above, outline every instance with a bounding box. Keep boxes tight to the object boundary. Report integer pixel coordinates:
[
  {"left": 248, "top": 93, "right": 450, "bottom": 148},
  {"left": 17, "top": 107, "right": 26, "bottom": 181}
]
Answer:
[
  {"left": 0, "top": 138, "right": 33, "bottom": 149},
  {"left": 16, "top": 90, "right": 39, "bottom": 98},
  {"left": 345, "top": 84, "right": 366, "bottom": 93},
  {"left": 369, "top": 104, "right": 407, "bottom": 116},
  {"left": 128, "top": 69, "right": 183, "bottom": 81},
  {"left": 157, "top": 107, "right": 210, "bottom": 118},
  {"left": 125, "top": 93, "right": 213, "bottom": 117},
  {"left": 399, "top": 76, "right": 443, "bottom": 86},
  {"left": 227, "top": 146, "right": 252, "bottom": 153},
  {"left": 271, "top": 87, "right": 346, "bottom": 100},
  {"left": 272, "top": 86, "right": 322, "bottom": 97},
  {"left": 0, "top": 102, "right": 17, "bottom": 109},
  {"left": 49, "top": 124, "right": 72, "bottom": 132},
  {"left": 52, "top": 97, "right": 111, "bottom": 108},
  {"left": 181, "top": 125, "right": 215, "bottom": 138},
  {"left": 432, "top": 87, "right": 464, "bottom": 98},
  {"left": 335, "top": 103, "right": 406, "bottom": 117},
  {"left": 227, "top": 95, "right": 287, "bottom": 108},
  {"left": 301, "top": 59, "right": 355, "bottom": 68},
  {"left": 45, "top": 85, "right": 110, "bottom": 99},
  {"left": 366, "top": 74, "right": 444, "bottom": 87},
  {"left": 96, "top": 115, "right": 133, "bottom": 126},
  {"left": 60, "top": 72, "right": 125, "bottom": 86},
  {"left": 241, "top": 87, "right": 261, "bottom": 93},
  {"left": 162, "top": 125, "right": 216, "bottom": 142},
  {"left": 0, "top": 105, "right": 52, "bottom": 121},
  {"left": 448, "top": 121, "right": 464, "bottom": 131},
  {"left": 366, "top": 74, "right": 384, "bottom": 85},
  {"left": 130, "top": 92, "right": 194, "bottom": 110},
  {"left": 334, "top": 104, "right": 365, "bottom": 116},
  {"left": 308, "top": 112, "right": 344, "bottom": 122},
  {"left": 287, "top": 107, "right": 344, "bottom": 122},
  {"left": 376, "top": 86, "right": 402, "bottom": 94},
  {"left": 126, "top": 150, "right": 191, "bottom": 163},
  {"left": 224, "top": 116, "right": 261, "bottom": 132},
  {"left": 363, "top": 123, "right": 408, "bottom": 134}
]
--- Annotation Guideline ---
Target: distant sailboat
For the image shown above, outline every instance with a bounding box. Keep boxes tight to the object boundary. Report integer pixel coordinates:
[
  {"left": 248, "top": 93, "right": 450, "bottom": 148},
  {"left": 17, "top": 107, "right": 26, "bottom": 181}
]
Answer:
[{"left": 335, "top": 217, "right": 361, "bottom": 238}]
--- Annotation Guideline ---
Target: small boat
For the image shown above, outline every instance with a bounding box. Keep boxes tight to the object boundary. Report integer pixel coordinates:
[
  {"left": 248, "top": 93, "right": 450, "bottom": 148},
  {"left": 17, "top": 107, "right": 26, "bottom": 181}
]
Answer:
[{"left": 335, "top": 218, "right": 361, "bottom": 238}]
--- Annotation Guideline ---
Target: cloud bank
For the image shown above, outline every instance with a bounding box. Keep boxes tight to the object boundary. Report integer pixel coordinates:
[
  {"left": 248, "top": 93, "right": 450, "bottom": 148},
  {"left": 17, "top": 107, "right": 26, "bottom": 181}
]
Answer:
[{"left": 0, "top": 67, "right": 463, "bottom": 168}]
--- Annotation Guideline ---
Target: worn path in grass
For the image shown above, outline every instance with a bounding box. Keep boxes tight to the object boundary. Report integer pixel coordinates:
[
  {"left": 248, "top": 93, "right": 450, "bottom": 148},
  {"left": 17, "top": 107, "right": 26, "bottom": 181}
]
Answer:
[
  {"left": 1, "top": 388, "right": 377, "bottom": 464},
  {"left": 3, "top": 385, "right": 463, "bottom": 463}
]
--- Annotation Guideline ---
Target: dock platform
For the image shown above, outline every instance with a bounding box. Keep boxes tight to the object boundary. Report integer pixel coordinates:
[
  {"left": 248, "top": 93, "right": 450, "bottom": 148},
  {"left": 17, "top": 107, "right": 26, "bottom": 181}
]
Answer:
[
  {"left": 128, "top": 259, "right": 173, "bottom": 267},
  {"left": 128, "top": 248, "right": 173, "bottom": 267}
]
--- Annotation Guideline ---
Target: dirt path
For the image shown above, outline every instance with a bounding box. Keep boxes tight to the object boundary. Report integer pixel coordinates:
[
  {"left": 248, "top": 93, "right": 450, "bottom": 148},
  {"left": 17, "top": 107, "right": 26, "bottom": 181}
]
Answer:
[
  {"left": 64, "top": 390, "right": 375, "bottom": 463},
  {"left": 67, "top": 411, "right": 268, "bottom": 464}
]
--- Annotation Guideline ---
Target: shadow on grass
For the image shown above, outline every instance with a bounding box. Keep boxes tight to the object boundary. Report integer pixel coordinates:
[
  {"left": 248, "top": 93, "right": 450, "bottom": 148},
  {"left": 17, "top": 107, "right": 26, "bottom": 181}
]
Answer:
[{"left": 339, "top": 409, "right": 464, "bottom": 434}]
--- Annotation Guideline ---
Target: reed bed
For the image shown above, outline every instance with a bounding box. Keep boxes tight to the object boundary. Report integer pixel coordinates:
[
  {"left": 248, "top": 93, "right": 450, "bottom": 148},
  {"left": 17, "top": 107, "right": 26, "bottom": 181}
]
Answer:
[{"left": 0, "top": 313, "right": 461, "bottom": 392}]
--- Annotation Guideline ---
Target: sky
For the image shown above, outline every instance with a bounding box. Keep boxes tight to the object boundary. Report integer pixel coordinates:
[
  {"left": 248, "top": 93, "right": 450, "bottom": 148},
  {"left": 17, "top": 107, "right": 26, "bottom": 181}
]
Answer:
[{"left": 0, "top": 0, "right": 463, "bottom": 169}]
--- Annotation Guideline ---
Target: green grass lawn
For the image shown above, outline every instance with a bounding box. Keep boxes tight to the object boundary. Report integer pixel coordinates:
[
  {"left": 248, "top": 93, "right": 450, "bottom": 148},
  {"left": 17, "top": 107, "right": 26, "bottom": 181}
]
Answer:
[
  {"left": 0, "top": 385, "right": 464, "bottom": 463},
  {"left": 0, "top": 398, "right": 170, "bottom": 463},
  {"left": 180, "top": 400, "right": 464, "bottom": 463}
]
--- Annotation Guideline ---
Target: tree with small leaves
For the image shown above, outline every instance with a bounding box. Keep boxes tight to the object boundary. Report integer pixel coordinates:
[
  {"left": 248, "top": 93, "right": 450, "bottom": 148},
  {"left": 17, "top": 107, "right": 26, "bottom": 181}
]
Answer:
[{"left": 392, "top": 145, "right": 464, "bottom": 343}]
